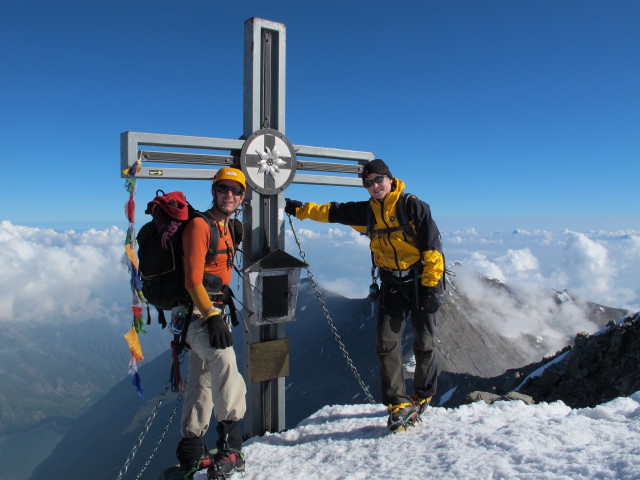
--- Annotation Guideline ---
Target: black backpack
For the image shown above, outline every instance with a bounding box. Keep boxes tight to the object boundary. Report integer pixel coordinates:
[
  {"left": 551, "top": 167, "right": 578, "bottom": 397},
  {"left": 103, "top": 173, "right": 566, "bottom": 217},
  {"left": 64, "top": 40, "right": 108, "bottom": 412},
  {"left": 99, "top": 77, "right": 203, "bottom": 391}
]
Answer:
[{"left": 136, "top": 190, "right": 243, "bottom": 326}]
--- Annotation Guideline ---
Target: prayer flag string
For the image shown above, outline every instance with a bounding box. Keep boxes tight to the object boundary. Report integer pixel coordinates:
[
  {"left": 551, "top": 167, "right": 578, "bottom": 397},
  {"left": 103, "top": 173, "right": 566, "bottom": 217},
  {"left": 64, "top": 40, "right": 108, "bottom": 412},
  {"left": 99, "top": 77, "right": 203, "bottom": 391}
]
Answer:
[{"left": 121, "top": 155, "right": 147, "bottom": 400}]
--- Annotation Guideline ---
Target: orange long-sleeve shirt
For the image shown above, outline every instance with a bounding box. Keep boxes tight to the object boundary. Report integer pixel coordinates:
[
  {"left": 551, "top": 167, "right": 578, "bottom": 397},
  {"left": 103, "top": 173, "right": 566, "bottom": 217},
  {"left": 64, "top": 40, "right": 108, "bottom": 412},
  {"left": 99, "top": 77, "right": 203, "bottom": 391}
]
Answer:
[{"left": 182, "top": 216, "right": 234, "bottom": 289}]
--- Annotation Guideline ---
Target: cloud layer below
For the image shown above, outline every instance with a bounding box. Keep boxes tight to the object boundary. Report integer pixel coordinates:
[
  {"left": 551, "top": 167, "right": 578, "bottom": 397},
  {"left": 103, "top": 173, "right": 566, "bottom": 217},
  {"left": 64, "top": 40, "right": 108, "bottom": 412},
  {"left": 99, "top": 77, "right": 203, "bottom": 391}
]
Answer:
[
  {"left": 286, "top": 223, "right": 640, "bottom": 355},
  {"left": 288, "top": 225, "right": 639, "bottom": 306},
  {"left": 0, "top": 221, "right": 130, "bottom": 324},
  {"left": 1, "top": 220, "right": 637, "bottom": 339}
]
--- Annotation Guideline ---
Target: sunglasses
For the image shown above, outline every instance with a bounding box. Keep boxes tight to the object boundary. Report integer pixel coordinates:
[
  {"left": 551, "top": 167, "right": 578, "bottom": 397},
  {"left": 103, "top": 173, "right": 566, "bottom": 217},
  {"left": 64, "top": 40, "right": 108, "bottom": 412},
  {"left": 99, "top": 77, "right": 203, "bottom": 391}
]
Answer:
[
  {"left": 214, "top": 183, "right": 244, "bottom": 196},
  {"left": 363, "top": 175, "right": 386, "bottom": 188}
]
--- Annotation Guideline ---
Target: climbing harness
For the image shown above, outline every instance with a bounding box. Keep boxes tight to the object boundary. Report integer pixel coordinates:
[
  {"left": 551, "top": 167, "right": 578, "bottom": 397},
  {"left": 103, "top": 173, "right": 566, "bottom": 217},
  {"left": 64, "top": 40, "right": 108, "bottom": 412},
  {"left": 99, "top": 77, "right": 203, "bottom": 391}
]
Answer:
[{"left": 287, "top": 214, "right": 376, "bottom": 405}]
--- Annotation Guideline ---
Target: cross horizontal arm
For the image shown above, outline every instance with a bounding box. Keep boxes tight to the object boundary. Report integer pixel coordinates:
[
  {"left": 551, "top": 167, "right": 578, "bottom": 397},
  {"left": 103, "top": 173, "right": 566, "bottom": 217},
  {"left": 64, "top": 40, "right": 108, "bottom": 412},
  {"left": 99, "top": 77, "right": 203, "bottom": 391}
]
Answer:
[
  {"left": 140, "top": 150, "right": 234, "bottom": 165},
  {"left": 294, "top": 144, "right": 374, "bottom": 162},
  {"left": 120, "top": 131, "right": 244, "bottom": 177},
  {"left": 133, "top": 167, "right": 220, "bottom": 180},
  {"left": 296, "top": 159, "right": 362, "bottom": 174},
  {"left": 121, "top": 131, "right": 375, "bottom": 186},
  {"left": 130, "top": 131, "right": 245, "bottom": 150},
  {"left": 292, "top": 174, "right": 363, "bottom": 187}
]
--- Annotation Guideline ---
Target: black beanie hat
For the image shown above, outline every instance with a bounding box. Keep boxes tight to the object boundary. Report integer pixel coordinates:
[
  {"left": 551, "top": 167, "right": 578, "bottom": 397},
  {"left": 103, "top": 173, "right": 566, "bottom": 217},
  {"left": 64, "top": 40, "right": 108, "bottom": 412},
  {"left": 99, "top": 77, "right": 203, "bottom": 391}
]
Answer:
[{"left": 361, "top": 159, "right": 392, "bottom": 183}]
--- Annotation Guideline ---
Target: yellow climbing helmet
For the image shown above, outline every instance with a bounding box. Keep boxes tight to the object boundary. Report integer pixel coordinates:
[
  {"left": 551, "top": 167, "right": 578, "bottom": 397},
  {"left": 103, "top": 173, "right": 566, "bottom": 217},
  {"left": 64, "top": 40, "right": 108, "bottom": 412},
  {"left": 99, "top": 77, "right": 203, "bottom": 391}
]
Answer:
[{"left": 213, "top": 167, "right": 246, "bottom": 190}]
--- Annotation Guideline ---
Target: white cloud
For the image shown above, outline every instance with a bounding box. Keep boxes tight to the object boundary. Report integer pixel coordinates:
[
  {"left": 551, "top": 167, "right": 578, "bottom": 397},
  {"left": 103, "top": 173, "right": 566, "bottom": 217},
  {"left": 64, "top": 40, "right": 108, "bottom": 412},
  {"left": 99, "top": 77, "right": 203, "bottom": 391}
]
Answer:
[
  {"left": 286, "top": 223, "right": 639, "bottom": 358},
  {"left": 497, "top": 248, "right": 539, "bottom": 273},
  {"left": 453, "top": 263, "right": 599, "bottom": 358},
  {"left": 0, "top": 221, "right": 130, "bottom": 324},
  {"left": 292, "top": 227, "right": 323, "bottom": 239},
  {"left": 561, "top": 231, "right": 612, "bottom": 293},
  {"left": 320, "top": 277, "right": 365, "bottom": 299},
  {"left": 443, "top": 228, "right": 640, "bottom": 357},
  {"left": 3, "top": 220, "right": 638, "bottom": 334},
  {"left": 327, "top": 228, "right": 347, "bottom": 238},
  {"left": 446, "top": 229, "right": 639, "bottom": 311},
  {"left": 619, "top": 235, "right": 640, "bottom": 259},
  {"left": 466, "top": 252, "right": 506, "bottom": 282}
]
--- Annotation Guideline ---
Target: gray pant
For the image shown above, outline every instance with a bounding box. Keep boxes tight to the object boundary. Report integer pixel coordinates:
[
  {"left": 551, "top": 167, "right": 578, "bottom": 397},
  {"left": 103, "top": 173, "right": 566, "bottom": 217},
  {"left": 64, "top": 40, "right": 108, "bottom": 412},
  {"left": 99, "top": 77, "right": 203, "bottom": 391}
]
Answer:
[
  {"left": 180, "top": 316, "right": 247, "bottom": 438},
  {"left": 376, "top": 278, "right": 438, "bottom": 406}
]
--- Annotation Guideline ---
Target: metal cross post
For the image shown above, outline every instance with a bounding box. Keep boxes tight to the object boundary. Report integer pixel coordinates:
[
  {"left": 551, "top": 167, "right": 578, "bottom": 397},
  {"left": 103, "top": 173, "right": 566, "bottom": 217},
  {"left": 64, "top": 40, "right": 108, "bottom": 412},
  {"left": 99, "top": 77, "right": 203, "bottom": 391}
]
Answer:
[{"left": 120, "top": 17, "right": 374, "bottom": 438}]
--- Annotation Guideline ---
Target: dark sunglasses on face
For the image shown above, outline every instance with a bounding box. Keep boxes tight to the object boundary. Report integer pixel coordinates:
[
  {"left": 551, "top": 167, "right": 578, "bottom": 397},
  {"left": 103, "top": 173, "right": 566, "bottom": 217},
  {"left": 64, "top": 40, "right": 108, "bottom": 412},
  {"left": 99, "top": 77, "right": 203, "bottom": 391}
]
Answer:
[
  {"left": 363, "top": 175, "right": 386, "bottom": 188},
  {"left": 215, "top": 183, "right": 244, "bottom": 196}
]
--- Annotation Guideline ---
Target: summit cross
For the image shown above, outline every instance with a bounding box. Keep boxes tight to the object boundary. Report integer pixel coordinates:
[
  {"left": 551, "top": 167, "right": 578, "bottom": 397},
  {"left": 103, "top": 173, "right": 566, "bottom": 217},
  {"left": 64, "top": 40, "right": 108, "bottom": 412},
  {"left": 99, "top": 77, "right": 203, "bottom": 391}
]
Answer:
[{"left": 120, "top": 17, "right": 374, "bottom": 437}]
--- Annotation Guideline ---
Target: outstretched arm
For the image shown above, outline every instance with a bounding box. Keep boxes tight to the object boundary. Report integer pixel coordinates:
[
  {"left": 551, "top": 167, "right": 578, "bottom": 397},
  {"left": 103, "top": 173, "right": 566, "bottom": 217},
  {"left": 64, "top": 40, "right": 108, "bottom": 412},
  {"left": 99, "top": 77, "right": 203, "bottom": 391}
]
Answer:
[{"left": 285, "top": 198, "right": 369, "bottom": 226}]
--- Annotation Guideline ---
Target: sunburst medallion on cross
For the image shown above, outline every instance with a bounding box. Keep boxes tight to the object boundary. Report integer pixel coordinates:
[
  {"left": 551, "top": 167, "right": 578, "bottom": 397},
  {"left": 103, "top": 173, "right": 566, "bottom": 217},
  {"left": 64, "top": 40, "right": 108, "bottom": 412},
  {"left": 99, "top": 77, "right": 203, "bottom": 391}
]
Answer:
[{"left": 240, "top": 128, "right": 297, "bottom": 195}]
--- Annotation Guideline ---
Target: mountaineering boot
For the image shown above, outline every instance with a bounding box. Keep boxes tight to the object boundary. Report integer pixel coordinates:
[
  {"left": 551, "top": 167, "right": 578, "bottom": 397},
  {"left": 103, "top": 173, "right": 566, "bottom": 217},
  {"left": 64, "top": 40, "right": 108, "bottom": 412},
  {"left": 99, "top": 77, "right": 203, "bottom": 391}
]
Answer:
[
  {"left": 207, "top": 449, "right": 245, "bottom": 479},
  {"left": 412, "top": 395, "right": 432, "bottom": 415},
  {"left": 387, "top": 402, "right": 418, "bottom": 433},
  {"left": 176, "top": 437, "right": 212, "bottom": 479},
  {"left": 207, "top": 420, "right": 245, "bottom": 479}
]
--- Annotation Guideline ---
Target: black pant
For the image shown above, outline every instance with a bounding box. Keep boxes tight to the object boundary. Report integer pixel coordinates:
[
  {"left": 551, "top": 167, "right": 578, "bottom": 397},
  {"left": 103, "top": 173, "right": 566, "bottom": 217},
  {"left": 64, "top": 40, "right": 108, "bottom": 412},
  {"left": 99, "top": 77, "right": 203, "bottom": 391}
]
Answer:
[{"left": 376, "top": 277, "right": 438, "bottom": 405}]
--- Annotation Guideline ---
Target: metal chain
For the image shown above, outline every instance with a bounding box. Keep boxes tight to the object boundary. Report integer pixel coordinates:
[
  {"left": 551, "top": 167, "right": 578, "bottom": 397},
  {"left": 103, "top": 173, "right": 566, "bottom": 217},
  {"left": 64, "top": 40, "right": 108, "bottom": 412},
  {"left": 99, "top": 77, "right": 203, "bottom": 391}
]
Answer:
[
  {"left": 287, "top": 215, "right": 376, "bottom": 405},
  {"left": 133, "top": 388, "right": 184, "bottom": 480},
  {"left": 115, "top": 380, "right": 184, "bottom": 480}
]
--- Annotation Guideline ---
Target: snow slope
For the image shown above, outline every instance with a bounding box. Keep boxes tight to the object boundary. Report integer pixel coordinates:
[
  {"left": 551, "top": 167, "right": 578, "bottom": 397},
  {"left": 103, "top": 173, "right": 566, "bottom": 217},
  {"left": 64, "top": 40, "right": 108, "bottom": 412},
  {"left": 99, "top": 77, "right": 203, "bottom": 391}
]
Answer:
[{"left": 211, "top": 392, "right": 640, "bottom": 480}]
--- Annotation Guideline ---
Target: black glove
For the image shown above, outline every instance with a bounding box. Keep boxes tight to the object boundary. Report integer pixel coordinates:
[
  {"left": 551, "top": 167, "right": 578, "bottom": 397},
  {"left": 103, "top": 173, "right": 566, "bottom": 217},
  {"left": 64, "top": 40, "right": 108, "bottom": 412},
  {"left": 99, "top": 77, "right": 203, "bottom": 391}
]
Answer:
[
  {"left": 419, "top": 286, "right": 443, "bottom": 313},
  {"left": 285, "top": 198, "right": 302, "bottom": 216},
  {"left": 205, "top": 314, "right": 232, "bottom": 349}
]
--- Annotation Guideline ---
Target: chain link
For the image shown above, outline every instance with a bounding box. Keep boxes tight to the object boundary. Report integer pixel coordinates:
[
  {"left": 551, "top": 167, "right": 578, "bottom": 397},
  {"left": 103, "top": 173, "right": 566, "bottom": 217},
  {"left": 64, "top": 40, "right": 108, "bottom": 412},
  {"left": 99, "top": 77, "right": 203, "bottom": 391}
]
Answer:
[
  {"left": 115, "top": 378, "right": 185, "bottom": 480},
  {"left": 288, "top": 215, "right": 376, "bottom": 405},
  {"left": 133, "top": 388, "right": 184, "bottom": 480}
]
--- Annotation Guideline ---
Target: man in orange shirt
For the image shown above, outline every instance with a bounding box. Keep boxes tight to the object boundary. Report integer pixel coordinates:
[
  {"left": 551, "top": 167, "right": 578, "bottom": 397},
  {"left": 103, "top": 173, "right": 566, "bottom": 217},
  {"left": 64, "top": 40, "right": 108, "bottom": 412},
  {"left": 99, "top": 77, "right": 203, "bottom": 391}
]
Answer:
[{"left": 176, "top": 167, "right": 247, "bottom": 480}]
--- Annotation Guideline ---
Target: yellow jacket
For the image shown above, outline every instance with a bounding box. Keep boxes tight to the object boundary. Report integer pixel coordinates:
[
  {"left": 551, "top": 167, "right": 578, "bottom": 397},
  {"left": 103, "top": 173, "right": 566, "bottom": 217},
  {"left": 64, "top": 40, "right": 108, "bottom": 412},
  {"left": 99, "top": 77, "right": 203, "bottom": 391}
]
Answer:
[{"left": 294, "top": 178, "right": 444, "bottom": 288}]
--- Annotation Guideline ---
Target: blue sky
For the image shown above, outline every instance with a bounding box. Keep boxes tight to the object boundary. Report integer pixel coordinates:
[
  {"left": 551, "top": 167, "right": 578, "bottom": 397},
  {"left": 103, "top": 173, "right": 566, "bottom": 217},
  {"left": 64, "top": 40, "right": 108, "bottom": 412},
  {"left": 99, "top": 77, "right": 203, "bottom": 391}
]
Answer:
[{"left": 1, "top": 0, "right": 638, "bottom": 232}]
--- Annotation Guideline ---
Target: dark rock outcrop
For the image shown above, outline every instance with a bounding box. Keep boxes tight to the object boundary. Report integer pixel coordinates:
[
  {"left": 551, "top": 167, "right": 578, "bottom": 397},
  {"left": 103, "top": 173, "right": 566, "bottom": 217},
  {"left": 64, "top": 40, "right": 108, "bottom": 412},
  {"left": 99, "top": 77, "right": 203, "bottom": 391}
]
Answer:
[
  {"left": 445, "top": 312, "right": 640, "bottom": 408},
  {"left": 462, "top": 391, "right": 535, "bottom": 405},
  {"left": 518, "top": 312, "right": 640, "bottom": 407}
]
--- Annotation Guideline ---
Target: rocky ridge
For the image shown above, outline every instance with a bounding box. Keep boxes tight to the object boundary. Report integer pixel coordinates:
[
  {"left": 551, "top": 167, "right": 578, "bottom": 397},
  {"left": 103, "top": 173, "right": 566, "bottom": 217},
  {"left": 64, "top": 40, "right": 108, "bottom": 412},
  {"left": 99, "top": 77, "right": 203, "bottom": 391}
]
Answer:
[{"left": 448, "top": 312, "right": 640, "bottom": 408}]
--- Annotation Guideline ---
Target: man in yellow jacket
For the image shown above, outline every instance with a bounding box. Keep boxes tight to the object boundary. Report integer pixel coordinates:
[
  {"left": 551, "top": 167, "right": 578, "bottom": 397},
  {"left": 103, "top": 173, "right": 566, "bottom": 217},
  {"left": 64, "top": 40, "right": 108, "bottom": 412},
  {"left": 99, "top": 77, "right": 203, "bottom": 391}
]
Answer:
[{"left": 285, "top": 159, "right": 444, "bottom": 433}]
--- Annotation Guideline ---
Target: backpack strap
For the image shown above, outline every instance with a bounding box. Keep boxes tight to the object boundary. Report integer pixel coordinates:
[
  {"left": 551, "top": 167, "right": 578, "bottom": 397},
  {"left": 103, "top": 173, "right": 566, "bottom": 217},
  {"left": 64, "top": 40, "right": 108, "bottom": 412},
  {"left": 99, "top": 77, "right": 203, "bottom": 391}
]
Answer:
[
  {"left": 396, "top": 193, "right": 420, "bottom": 245},
  {"left": 194, "top": 211, "right": 222, "bottom": 263},
  {"left": 197, "top": 212, "right": 244, "bottom": 264},
  {"left": 365, "top": 202, "right": 373, "bottom": 237},
  {"left": 366, "top": 194, "right": 418, "bottom": 244},
  {"left": 221, "top": 284, "right": 240, "bottom": 327}
]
